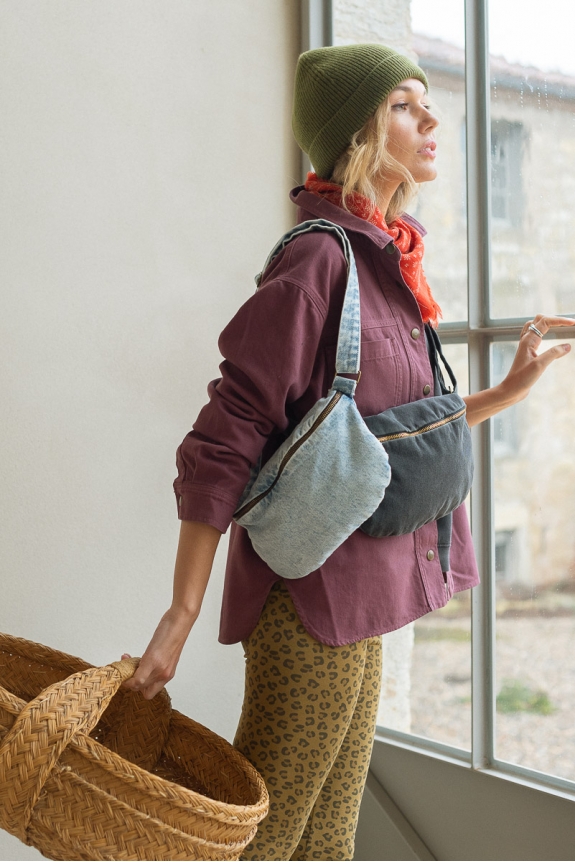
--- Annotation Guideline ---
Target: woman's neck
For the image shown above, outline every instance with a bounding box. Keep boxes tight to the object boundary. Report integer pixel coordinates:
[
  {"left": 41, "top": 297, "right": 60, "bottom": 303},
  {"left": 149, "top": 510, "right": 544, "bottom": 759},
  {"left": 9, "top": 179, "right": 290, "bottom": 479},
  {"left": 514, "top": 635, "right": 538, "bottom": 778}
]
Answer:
[{"left": 374, "top": 178, "right": 401, "bottom": 223}]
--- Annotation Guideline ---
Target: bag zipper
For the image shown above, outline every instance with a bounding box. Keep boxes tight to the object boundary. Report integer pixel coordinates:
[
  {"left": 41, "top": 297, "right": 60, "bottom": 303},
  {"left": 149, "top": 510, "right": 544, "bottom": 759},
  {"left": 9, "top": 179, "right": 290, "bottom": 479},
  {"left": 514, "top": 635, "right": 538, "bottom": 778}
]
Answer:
[
  {"left": 376, "top": 406, "right": 466, "bottom": 443},
  {"left": 234, "top": 390, "right": 344, "bottom": 519}
]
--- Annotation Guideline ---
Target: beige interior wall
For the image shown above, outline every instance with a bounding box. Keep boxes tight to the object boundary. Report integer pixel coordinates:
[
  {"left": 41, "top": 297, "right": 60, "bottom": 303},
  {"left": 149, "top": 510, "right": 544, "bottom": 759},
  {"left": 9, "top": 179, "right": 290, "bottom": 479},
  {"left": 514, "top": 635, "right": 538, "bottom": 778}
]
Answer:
[{"left": 0, "top": 3, "right": 299, "bottom": 857}]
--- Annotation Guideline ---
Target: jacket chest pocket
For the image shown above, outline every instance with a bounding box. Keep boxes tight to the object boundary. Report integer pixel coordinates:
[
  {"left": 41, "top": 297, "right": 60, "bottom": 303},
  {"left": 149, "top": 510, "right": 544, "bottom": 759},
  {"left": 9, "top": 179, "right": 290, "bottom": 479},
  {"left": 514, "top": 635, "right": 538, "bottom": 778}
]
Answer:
[
  {"left": 357, "top": 332, "right": 402, "bottom": 415},
  {"left": 361, "top": 334, "right": 399, "bottom": 362},
  {"left": 324, "top": 329, "right": 403, "bottom": 415}
]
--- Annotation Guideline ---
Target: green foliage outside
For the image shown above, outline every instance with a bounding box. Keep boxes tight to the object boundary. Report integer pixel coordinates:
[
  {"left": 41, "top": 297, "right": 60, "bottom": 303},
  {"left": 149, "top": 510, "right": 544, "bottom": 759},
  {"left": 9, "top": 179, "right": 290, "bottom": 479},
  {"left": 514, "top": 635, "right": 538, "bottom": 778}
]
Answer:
[{"left": 496, "top": 680, "right": 555, "bottom": 715}]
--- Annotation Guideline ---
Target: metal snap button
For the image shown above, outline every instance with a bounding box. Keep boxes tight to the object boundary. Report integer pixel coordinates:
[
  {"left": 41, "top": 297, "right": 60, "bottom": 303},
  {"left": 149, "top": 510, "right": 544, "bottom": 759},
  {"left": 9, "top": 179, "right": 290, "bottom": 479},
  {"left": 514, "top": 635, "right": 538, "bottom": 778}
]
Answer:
[
  {"left": 427, "top": 550, "right": 435, "bottom": 561},
  {"left": 411, "top": 328, "right": 420, "bottom": 340},
  {"left": 423, "top": 384, "right": 431, "bottom": 395},
  {"left": 385, "top": 244, "right": 395, "bottom": 254}
]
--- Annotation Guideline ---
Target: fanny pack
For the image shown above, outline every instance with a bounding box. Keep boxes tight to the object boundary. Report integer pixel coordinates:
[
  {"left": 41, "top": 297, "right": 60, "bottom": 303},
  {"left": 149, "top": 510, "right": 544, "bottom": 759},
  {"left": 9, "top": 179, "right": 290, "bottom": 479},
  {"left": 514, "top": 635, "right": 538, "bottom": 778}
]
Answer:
[
  {"left": 233, "top": 219, "right": 473, "bottom": 579},
  {"left": 360, "top": 324, "right": 473, "bottom": 571}
]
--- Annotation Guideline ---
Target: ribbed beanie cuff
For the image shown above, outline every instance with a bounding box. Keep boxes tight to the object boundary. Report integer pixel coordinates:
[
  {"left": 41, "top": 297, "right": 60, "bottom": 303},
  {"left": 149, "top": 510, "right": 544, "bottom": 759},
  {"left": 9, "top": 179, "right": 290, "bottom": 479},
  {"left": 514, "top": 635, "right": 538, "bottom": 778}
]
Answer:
[{"left": 292, "top": 44, "right": 429, "bottom": 179}]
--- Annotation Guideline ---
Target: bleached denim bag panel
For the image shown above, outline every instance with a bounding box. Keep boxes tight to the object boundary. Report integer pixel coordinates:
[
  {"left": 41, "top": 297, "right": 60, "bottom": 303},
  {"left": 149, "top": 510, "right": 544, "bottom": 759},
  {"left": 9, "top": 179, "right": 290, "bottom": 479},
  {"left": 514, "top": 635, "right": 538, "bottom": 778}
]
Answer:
[{"left": 233, "top": 220, "right": 391, "bottom": 580}]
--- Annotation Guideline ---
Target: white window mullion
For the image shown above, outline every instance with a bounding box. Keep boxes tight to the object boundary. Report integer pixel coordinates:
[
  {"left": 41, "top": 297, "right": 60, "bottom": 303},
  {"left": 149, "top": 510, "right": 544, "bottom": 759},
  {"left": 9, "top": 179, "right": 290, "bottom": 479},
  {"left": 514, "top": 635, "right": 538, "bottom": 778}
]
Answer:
[
  {"left": 465, "top": 0, "right": 496, "bottom": 771},
  {"left": 299, "top": 0, "right": 333, "bottom": 181}
]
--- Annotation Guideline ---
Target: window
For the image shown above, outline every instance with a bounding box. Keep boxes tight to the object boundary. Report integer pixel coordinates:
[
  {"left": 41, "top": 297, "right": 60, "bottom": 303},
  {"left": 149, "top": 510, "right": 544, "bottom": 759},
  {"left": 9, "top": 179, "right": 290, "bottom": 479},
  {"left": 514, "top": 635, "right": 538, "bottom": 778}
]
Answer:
[
  {"left": 329, "top": 0, "right": 575, "bottom": 795},
  {"left": 492, "top": 343, "right": 519, "bottom": 455},
  {"left": 494, "top": 529, "right": 515, "bottom": 583},
  {"left": 491, "top": 120, "right": 523, "bottom": 225},
  {"left": 462, "top": 119, "right": 525, "bottom": 225}
]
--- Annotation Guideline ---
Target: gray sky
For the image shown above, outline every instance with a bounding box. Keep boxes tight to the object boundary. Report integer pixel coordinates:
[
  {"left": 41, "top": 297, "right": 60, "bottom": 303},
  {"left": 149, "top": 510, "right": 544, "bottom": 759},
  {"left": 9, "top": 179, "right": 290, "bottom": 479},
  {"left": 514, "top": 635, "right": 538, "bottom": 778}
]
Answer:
[{"left": 411, "top": 0, "right": 575, "bottom": 77}]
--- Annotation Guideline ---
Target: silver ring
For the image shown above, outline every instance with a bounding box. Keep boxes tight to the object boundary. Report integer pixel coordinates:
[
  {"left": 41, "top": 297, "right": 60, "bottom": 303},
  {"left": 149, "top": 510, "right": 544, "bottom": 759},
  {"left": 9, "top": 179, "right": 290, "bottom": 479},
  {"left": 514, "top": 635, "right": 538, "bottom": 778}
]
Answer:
[{"left": 528, "top": 323, "right": 544, "bottom": 338}]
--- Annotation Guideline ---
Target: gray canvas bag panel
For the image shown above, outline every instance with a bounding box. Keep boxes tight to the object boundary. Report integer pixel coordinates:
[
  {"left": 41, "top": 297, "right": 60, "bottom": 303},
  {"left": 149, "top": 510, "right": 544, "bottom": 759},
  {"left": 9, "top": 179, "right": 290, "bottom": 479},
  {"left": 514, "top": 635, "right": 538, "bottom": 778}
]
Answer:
[
  {"left": 360, "top": 393, "right": 472, "bottom": 534},
  {"left": 233, "top": 219, "right": 391, "bottom": 579},
  {"left": 360, "top": 324, "right": 473, "bottom": 573}
]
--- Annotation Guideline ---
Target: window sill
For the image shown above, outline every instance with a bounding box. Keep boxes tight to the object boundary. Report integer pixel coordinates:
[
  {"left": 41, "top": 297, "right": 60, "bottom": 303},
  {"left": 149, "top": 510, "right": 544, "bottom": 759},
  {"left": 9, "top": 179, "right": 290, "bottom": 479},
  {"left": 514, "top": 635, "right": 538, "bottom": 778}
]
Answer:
[{"left": 374, "top": 726, "right": 575, "bottom": 802}]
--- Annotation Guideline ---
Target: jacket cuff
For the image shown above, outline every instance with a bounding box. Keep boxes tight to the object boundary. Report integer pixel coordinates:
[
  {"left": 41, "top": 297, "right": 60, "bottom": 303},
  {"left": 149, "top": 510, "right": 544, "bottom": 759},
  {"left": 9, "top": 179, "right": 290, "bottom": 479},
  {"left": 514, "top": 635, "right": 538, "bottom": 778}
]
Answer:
[{"left": 174, "top": 484, "right": 239, "bottom": 534}]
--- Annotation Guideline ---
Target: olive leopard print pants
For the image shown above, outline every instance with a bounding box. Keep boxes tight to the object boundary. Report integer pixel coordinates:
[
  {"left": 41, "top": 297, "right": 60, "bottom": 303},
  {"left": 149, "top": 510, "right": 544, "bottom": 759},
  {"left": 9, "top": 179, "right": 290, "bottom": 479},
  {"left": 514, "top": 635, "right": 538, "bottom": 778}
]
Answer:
[{"left": 234, "top": 582, "right": 382, "bottom": 861}]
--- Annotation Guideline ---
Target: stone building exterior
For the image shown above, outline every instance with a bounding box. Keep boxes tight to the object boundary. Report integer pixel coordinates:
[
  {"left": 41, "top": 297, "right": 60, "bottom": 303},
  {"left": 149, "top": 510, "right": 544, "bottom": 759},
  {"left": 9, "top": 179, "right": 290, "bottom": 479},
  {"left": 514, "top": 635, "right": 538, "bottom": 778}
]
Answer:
[{"left": 334, "top": 0, "right": 415, "bottom": 58}]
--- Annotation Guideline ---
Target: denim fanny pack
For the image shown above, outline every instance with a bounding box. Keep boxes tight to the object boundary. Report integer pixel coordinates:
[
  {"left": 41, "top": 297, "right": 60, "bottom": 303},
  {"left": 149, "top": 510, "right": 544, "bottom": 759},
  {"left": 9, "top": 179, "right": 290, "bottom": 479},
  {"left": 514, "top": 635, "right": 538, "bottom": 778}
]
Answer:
[{"left": 233, "top": 219, "right": 473, "bottom": 579}]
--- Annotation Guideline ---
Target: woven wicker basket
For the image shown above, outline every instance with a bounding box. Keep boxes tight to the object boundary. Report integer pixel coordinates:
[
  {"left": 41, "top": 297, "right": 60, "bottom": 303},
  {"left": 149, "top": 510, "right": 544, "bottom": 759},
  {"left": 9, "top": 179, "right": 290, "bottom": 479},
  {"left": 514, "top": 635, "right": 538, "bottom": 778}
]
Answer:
[{"left": 0, "top": 633, "right": 268, "bottom": 861}]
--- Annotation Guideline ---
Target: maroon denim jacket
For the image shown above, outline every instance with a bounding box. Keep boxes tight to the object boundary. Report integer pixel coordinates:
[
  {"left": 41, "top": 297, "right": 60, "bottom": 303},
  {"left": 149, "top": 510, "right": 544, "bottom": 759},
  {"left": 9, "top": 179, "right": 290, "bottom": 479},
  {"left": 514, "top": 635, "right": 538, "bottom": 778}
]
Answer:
[{"left": 174, "top": 187, "right": 479, "bottom": 646}]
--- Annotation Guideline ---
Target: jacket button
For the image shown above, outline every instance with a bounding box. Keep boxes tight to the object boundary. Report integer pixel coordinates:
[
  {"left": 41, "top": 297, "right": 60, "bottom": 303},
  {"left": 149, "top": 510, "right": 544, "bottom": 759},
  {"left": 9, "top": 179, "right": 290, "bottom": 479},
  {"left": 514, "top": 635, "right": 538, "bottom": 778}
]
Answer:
[
  {"left": 427, "top": 550, "right": 435, "bottom": 561},
  {"left": 423, "top": 384, "right": 431, "bottom": 395},
  {"left": 411, "top": 327, "right": 420, "bottom": 340},
  {"left": 385, "top": 244, "right": 395, "bottom": 254}
]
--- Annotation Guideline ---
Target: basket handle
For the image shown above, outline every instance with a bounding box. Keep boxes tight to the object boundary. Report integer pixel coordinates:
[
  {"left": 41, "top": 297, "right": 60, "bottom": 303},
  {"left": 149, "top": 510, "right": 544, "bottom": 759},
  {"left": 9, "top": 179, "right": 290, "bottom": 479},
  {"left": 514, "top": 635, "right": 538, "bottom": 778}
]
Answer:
[{"left": 0, "top": 657, "right": 139, "bottom": 842}]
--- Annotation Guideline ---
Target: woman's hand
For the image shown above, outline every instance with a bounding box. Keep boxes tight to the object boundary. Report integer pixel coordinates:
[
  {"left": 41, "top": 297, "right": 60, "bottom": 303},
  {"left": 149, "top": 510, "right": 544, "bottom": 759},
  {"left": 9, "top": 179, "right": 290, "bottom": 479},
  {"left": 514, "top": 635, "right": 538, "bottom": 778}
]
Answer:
[
  {"left": 121, "top": 606, "right": 196, "bottom": 700},
  {"left": 463, "top": 314, "right": 575, "bottom": 427},
  {"left": 500, "top": 315, "right": 575, "bottom": 403},
  {"left": 121, "top": 520, "right": 222, "bottom": 700}
]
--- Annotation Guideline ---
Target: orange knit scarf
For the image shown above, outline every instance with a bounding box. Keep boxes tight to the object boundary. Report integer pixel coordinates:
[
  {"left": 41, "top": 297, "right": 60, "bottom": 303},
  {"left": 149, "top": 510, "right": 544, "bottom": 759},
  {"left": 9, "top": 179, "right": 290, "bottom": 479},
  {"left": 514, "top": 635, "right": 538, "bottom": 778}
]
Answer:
[{"left": 304, "top": 172, "right": 442, "bottom": 327}]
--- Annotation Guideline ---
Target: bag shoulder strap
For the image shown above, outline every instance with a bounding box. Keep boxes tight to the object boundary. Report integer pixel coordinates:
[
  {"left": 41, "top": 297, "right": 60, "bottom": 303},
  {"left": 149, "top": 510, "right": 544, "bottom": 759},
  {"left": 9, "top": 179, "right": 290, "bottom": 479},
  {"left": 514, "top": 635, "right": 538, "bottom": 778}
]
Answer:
[
  {"left": 425, "top": 324, "right": 458, "bottom": 394},
  {"left": 256, "top": 219, "right": 361, "bottom": 396}
]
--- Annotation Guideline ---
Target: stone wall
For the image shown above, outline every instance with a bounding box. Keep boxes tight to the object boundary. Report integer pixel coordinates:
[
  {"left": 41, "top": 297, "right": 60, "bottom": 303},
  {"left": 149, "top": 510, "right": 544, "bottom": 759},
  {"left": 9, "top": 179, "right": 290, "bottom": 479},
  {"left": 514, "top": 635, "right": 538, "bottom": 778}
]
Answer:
[{"left": 334, "top": 0, "right": 415, "bottom": 59}]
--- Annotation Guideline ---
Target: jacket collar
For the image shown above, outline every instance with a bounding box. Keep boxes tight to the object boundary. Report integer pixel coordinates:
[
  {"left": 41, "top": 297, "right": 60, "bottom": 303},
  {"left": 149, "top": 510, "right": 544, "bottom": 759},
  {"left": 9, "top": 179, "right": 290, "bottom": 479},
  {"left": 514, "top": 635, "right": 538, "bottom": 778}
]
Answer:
[{"left": 289, "top": 186, "right": 427, "bottom": 249}]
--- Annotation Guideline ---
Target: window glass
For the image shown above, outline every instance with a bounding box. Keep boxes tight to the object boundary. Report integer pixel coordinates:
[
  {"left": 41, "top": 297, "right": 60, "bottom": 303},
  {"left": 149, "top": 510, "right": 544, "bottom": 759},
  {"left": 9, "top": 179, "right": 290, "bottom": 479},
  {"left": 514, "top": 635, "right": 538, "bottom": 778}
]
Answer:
[
  {"left": 378, "top": 344, "right": 471, "bottom": 750},
  {"left": 493, "top": 339, "right": 575, "bottom": 781},
  {"left": 333, "top": 0, "right": 471, "bottom": 749},
  {"left": 491, "top": 121, "right": 524, "bottom": 227},
  {"left": 333, "top": 0, "right": 468, "bottom": 323},
  {"left": 489, "top": 0, "right": 575, "bottom": 320},
  {"left": 410, "top": 1, "right": 468, "bottom": 323},
  {"left": 409, "top": 343, "right": 471, "bottom": 750},
  {"left": 492, "top": 343, "right": 519, "bottom": 456}
]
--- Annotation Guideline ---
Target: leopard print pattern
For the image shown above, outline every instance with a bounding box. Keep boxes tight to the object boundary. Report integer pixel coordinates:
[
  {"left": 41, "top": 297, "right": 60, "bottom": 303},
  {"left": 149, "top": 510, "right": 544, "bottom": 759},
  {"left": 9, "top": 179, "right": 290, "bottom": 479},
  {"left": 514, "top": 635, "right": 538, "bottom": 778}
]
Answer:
[{"left": 234, "top": 582, "right": 382, "bottom": 861}]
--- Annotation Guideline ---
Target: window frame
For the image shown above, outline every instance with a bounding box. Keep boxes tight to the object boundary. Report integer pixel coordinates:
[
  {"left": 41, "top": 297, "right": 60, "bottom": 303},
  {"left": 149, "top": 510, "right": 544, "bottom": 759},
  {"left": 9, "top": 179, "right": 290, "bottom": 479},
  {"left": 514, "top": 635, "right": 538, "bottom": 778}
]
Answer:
[
  {"left": 447, "top": 0, "right": 575, "bottom": 796},
  {"left": 305, "top": 0, "right": 575, "bottom": 799}
]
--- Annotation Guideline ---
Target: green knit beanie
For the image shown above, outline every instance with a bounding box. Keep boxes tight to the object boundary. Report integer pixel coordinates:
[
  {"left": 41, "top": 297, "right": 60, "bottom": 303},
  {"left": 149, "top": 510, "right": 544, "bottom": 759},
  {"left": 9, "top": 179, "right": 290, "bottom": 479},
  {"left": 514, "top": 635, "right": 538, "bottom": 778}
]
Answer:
[{"left": 293, "top": 43, "right": 429, "bottom": 180}]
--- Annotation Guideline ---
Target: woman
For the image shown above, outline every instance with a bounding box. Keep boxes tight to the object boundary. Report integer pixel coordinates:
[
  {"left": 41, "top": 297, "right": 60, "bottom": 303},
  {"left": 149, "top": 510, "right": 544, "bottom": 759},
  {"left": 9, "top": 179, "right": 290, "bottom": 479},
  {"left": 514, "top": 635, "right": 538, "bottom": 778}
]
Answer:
[{"left": 122, "top": 44, "right": 574, "bottom": 860}]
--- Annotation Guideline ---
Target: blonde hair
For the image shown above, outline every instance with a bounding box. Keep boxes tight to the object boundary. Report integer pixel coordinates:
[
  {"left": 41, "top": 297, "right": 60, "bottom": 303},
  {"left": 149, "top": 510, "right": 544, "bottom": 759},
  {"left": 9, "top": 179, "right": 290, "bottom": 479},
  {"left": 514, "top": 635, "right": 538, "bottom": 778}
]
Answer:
[{"left": 330, "top": 97, "right": 417, "bottom": 224}]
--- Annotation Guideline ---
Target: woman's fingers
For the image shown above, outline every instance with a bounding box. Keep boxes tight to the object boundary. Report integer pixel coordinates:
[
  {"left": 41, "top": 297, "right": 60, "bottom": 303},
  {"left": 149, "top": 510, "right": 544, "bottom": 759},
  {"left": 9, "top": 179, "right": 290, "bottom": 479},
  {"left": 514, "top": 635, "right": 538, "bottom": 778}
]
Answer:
[
  {"left": 123, "top": 672, "right": 168, "bottom": 700},
  {"left": 122, "top": 674, "right": 170, "bottom": 698},
  {"left": 533, "top": 314, "right": 575, "bottom": 329},
  {"left": 537, "top": 342, "right": 571, "bottom": 368},
  {"left": 522, "top": 315, "right": 575, "bottom": 340},
  {"left": 123, "top": 651, "right": 172, "bottom": 683},
  {"left": 141, "top": 681, "right": 169, "bottom": 700},
  {"left": 500, "top": 315, "right": 574, "bottom": 405},
  {"left": 119, "top": 650, "right": 168, "bottom": 695}
]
